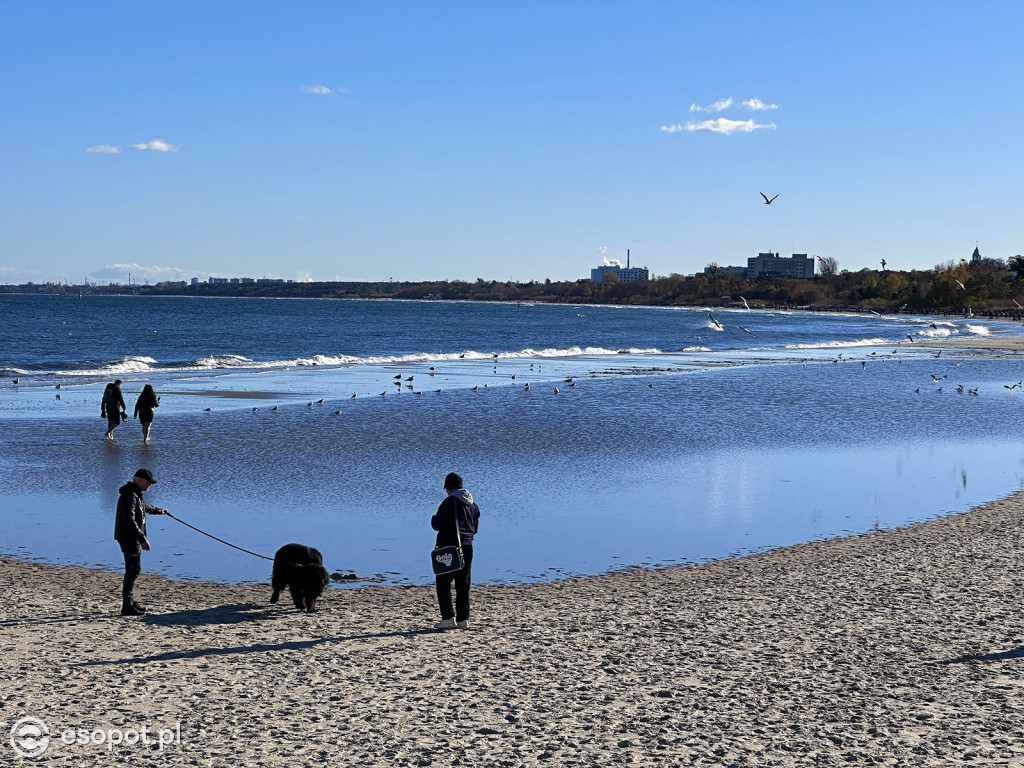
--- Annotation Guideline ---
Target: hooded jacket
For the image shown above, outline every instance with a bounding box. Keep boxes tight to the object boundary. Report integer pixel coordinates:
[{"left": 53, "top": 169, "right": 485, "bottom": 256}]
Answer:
[
  {"left": 431, "top": 489, "right": 480, "bottom": 548},
  {"left": 113, "top": 481, "right": 164, "bottom": 545}
]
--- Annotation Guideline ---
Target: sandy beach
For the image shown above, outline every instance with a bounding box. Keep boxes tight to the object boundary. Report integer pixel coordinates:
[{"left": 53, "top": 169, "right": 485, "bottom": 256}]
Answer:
[{"left": 5, "top": 492, "right": 1024, "bottom": 766}]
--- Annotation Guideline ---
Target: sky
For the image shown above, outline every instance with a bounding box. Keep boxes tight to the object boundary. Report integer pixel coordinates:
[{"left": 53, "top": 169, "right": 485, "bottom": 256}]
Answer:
[{"left": 1, "top": 1, "right": 1023, "bottom": 285}]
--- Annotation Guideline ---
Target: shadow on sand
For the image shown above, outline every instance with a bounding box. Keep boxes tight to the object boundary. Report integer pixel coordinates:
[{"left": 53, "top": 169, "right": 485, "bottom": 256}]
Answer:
[
  {"left": 74, "top": 626, "right": 439, "bottom": 666},
  {"left": 933, "top": 646, "right": 1024, "bottom": 665}
]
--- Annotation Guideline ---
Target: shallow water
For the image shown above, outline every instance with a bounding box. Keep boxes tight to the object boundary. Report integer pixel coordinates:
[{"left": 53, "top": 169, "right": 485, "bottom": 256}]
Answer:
[{"left": 4, "top": 319, "right": 1024, "bottom": 586}]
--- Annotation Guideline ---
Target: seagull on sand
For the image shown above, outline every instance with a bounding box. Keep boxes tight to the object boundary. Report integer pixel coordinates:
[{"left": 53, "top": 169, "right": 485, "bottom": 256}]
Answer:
[
  {"left": 759, "top": 192, "right": 778, "bottom": 205},
  {"left": 405, "top": 376, "right": 414, "bottom": 381},
  {"left": 393, "top": 374, "right": 402, "bottom": 379}
]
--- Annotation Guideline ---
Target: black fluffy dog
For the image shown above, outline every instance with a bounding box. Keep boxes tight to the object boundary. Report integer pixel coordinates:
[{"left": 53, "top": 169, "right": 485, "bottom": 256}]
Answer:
[{"left": 270, "top": 543, "right": 330, "bottom": 612}]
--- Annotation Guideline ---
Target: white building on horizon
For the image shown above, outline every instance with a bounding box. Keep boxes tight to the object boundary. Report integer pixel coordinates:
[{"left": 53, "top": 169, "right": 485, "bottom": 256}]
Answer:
[{"left": 590, "top": 250, "right": 650, "bottom": 282}]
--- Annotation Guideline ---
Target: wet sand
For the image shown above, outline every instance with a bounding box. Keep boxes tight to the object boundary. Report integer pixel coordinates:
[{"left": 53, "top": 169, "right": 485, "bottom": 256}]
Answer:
[{"left": 5, "top": 492, "right": 1024, "bottom": 765}]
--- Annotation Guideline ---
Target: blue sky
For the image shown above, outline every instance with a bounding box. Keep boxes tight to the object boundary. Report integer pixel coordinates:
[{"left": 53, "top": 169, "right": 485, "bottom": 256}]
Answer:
[{"left": 1, "top": 2, "right": 1022, "bottom": 285}]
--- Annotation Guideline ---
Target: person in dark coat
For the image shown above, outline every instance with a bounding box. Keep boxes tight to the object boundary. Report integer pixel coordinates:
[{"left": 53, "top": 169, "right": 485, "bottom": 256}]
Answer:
[
  {"left": 431, "top": 472, "right": 480, "bottom": 630},
  {"left": 113, "top": 468, "right": 167, "bottom": 616},
  {"left": 133, "top": 384, "right": 161, "bottom": 444},
  {"left": 101, "top": 379, "right": 127, "bottom": 440}
]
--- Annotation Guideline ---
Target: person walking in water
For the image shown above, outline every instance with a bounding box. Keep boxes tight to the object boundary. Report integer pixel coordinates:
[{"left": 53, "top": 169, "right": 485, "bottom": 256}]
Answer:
[
  {"left": 431, "top": 472, "right": 480, "bottom": 630},
  {"left": 133, "top": 384, "right": 161, "bottom": 444},
  {"left": 113, "top": 468, "right": 167, "bottom": 616},
  {"left": 101, "top": 379, "right": 127, "bottom": 440}
]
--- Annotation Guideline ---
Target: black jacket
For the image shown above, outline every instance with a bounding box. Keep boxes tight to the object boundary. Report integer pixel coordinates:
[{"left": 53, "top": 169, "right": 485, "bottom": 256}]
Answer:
[
  {"left": 134, "top": 389, "right": 160, "bottom": 421},
  {"left": 113, "top": 481, "right": 164, "bottom": 545},
  {"left": 431, "top": 489, "right": 480, "bottom": 547},
  {"left": 101, "top": 384, "right": 126, "bottom": 418}
]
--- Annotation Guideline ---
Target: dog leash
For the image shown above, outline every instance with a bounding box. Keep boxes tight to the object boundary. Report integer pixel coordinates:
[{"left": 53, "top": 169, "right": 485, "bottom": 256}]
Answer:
[{"left": 163, "top": 511, "right": 274, "bottom": 561}]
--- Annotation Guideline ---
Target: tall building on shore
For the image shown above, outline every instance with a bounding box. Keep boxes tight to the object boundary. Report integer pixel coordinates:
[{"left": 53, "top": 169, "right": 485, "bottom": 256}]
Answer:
[{"left": 747, "top": 252, "right": 815, "bottom": 279}]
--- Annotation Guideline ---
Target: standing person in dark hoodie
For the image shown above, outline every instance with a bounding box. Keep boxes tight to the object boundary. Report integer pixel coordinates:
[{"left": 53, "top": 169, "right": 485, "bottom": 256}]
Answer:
[
  {"left": 133, "top": 384, "right": 161, "bottom": 444},
  {"left": 431, "top": 472, "right": 480, "bottom": 630},
  {"left": 113, "top": 468, "right": 167, "bottom": 616}
]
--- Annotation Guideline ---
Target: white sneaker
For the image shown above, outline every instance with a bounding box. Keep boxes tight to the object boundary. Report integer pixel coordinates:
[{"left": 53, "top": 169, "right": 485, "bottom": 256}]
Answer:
[
  {"left": 434, "top": 618, "right": 457, "bottom": 630},
  {"left": 456, "top": 620, "right": 468, "bottom": 629}
]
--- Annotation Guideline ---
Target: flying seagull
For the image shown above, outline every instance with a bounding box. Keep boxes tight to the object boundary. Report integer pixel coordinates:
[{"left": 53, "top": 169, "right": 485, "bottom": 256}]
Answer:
[
  {"left": 954, "top": 279, "right": 966, "bottom": 291},
  {"left": 740, "top": 296, "right": 751, "bottom": 311},
  {"left": 708, "top": 312, "right": 724, "bottom": 330},
  {"left": 759, "top": 192, "right": 778, "bottom": 205},
  {"left": 880, "top": 259, "right": 887, "bottom": 270},
  {"left": 737, "top": 326, "right": 756, "bottom": 336}
]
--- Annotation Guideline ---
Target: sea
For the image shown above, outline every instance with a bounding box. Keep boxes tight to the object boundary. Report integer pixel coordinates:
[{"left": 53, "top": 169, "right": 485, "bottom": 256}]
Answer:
[{"left": 3, "top": 293, "right": 1024, "bottom": 587}]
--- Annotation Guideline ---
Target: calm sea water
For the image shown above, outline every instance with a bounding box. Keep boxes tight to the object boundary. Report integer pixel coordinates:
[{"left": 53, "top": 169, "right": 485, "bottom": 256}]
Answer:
[{"left": 2, "top": 294, "right": 1024, "bottom": 586}]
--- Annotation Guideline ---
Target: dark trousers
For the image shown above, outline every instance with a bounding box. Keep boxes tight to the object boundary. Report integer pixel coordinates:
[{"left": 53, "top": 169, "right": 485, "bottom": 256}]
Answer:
[
  {"left": 120, "top": 542, "right": 142, "bottom": 602},
  {"left": 435, "top": 545, "right": 473, "bottom": 622}
]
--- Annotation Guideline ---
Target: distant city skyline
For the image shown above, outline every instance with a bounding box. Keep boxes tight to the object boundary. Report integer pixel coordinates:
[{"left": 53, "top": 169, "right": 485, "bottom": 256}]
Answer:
[{"left": 2, "top": 2, "right": 1022, "bottom": 286}]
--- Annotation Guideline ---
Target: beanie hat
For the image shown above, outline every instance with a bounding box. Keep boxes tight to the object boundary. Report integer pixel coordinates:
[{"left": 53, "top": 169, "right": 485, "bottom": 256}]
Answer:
[{"left": 444, "top": 472, "right": 463, "bottom": 490}]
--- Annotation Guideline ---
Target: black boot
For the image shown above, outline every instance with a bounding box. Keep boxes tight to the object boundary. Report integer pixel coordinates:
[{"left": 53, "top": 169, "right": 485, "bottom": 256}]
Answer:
[
  {"left": 131, "top": 600, "right": 148, "bottom": 614},
  {"left": 121, "top": 600, "right": 145, "bottom": 616}
]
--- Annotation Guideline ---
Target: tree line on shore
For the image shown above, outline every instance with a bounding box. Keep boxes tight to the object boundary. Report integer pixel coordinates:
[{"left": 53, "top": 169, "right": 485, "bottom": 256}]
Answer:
[{"left": 8, "top": 255, "right": 1024, "bottom": 313}]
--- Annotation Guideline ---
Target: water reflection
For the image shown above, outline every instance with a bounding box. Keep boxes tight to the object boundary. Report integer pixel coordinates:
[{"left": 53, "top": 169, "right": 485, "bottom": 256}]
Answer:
[{"left": 4, "top": 357, "right": 1024, "bottom": 585}]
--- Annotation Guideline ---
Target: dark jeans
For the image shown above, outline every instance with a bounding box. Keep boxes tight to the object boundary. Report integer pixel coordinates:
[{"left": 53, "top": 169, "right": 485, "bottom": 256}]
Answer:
[
  {"left": 120, "top": 542, "right": 142, "bottom": 601},
  {"left": 435, "top": 545, "right": 473, "bottom": 622}
]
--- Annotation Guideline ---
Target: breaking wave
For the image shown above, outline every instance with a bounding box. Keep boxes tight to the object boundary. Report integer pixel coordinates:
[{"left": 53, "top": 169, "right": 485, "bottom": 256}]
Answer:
[{"left": 50, "top": 346, "right": 669, "bottom": 377}]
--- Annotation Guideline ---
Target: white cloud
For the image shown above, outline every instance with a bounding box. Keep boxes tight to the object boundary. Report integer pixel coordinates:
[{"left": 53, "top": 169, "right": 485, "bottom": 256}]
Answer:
[
  {"left": 689, "top": 98, "right": 733, "bottom": 113},
  {"left": 683, "top": 118, "right": 777, "bottom": 135},
  {"left": 132, "top": 139, "right": 178, "bottom": 152},
  {"left": 303, "top": 85, "right": 334, "bottom": 95},
  {"left": 743, "top": 98, "right": 778, "bottom": 111},
  {"left": 89, "top": 263, "right": 194, "bottom": 285},
  {"left": 86, "top": 144, "right": 121, "bottom": 154},
  {"left": 659, "top": 124, "right": 685, "bottom": 133}
]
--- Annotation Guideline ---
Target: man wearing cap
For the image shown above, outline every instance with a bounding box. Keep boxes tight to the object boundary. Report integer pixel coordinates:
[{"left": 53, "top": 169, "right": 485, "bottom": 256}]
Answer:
[
  {"left": 431, "top": 472, "right": 481, "bottom": 630},
  {"left": 114, "top": 468, "right": 167, "bottom": 616}
]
